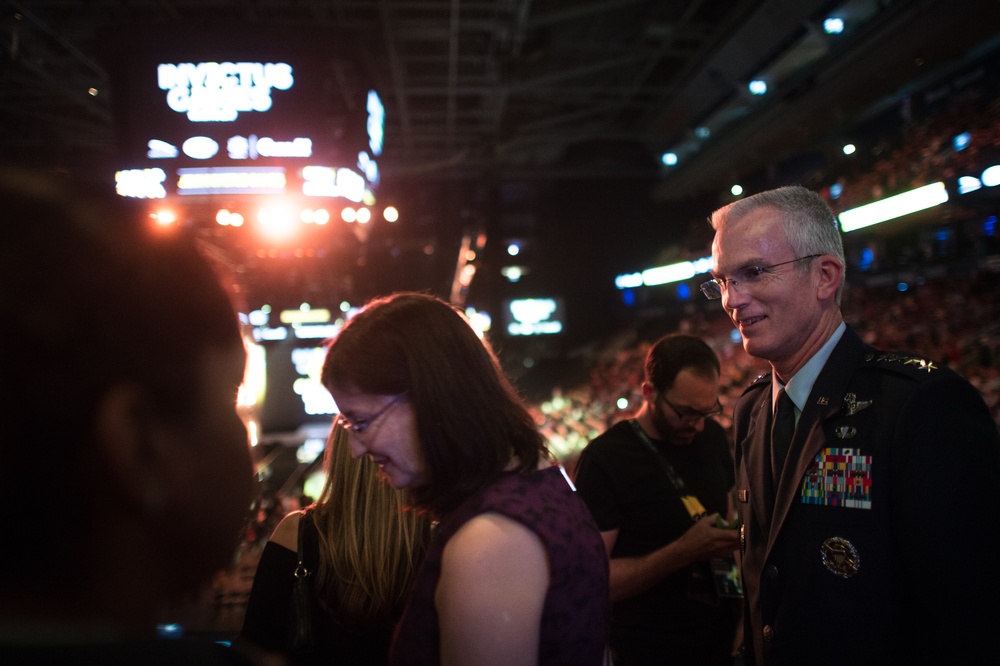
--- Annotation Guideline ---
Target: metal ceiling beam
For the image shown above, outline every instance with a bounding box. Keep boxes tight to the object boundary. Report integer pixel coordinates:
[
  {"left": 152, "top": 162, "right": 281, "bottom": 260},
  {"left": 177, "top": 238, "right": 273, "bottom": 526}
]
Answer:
[
  {"left": 526, "top": 0, "right": 650, "bottom": 30},
  {"left": 445, "top": 0, "right": 459, "bottom": 150},
  {"left": 379, "top": 0, "right": 413, "bottom": 151}
]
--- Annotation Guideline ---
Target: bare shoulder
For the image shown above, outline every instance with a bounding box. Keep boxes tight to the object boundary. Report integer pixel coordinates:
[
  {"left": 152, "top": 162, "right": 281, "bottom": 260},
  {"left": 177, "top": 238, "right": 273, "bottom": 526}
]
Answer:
[
  {"left": 269, "top": 510, "right": 303, "bottom": 551},
  {"left": 437, "top": 512, "right": 549, "bottom": 664},
  {"left": 443, "top": 512, "right": 547, "bottom": 577}
]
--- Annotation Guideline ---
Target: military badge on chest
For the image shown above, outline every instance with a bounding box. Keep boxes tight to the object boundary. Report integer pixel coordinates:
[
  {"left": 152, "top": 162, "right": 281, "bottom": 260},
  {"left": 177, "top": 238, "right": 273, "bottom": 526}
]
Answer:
[
  {"left": 841, "top": 392, "right": 872, "bottom": 416},
  {"left": 820, "top": 536, "right": 861, "bottom": 578}
]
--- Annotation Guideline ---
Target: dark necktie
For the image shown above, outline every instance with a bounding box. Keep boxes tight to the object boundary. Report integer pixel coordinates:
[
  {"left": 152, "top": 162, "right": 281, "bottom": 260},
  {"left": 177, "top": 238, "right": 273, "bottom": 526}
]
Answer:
[{"left": 771, "top": 388, "right": 796, "bottom": 485}]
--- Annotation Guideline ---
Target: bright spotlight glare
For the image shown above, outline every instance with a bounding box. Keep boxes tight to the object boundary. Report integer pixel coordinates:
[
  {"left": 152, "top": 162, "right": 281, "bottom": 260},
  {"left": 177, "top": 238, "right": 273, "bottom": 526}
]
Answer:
[
  {"left": 356, "top": 208, "right": 372, "bottom": 224},
  {"left": 748, "top": 80, "right": 767, "bottom": 95},
  {"left": 314, "top": 208, "right": 330, "bottom": 224},
  {"left": 823, "top": 18, "right": 844, "bottom": 34},
  {"left": 215, "top": 209, "right": 245, "bottom": 227},
  {"left": 661, "top": 152, "right": 678, "bottom": 166},
  {"left": 341, "top": 207, "right": 357, "bottom": 223},
  {"left": 958, "top": 176, "right": 982, "bottom": 195},
  {"left": 154, "top": 209, "right": 176, "bottom": 226},
  {"left": 507, "top": 243, "right": 520, "bottom": 256},
  {"left": 981, "top": 164, "right": 1000, "bottom": 187},
  {"left": 501, "top": 266, "right": 524, "bottom": 282},
  {"left": 843, "top": 143, "right": 857, "bottom": 155},
  {"left": 731, "top": 184, "right": 744, "bottom": 196},
  {"left": 383, "top": 206, "right": 399, "bottom": 222},
  {"left": 258, "top": 205, "right": 297, "bottom": 239}
]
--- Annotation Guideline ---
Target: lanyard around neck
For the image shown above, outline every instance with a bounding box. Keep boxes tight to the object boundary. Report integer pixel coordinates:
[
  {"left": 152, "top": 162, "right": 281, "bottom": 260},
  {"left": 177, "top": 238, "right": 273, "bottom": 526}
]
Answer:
[{"left": 627, "top": 418, "right": 687, "bottom": 494}]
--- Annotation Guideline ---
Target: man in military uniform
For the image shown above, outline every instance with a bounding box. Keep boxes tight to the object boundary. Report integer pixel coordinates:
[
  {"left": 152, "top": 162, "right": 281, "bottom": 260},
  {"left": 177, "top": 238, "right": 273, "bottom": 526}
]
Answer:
[{"left": 704, "top": 185, "right": 1000, "bottom": 665}]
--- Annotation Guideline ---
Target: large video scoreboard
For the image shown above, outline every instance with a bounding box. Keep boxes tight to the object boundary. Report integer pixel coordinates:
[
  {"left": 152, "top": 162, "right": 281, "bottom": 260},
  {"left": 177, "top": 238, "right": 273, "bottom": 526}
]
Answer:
[{"left": 103, "top": 27, "right": 382, "bottom": 205}]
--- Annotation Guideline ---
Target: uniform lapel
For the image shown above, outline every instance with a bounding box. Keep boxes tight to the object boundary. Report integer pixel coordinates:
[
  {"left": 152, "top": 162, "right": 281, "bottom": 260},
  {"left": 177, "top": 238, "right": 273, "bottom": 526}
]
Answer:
[
  {"left": 767, "top": 326, "right": 870, "bottom": 547},
  {"left": 743, "top": 389, "right": 774, "bottom": 535}
]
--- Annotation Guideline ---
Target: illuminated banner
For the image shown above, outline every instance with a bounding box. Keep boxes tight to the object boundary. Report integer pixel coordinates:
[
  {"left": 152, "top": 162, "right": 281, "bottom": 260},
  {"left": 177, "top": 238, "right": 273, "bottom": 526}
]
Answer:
[{"left": 158, "top": 62, "right": 294, "bottom": 122}]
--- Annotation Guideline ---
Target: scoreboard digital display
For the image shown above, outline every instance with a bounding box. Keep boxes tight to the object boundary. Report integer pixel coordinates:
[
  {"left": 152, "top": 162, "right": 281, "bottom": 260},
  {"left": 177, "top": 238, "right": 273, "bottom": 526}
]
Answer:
[{"left": 102, "top": 26, "right": 382, "bottom": 203}]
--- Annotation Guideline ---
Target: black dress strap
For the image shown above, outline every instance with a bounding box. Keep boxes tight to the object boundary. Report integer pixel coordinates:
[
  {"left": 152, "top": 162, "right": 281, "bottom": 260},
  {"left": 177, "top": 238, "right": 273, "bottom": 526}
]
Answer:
[{"left": 291, "top": 509, "right": 314, "bottom": 651}]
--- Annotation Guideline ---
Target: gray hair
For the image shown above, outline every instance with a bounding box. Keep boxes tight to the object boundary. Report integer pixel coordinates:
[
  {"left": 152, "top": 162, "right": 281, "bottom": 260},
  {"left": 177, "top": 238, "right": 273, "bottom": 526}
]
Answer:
[{"left": 709, "top": 185, "right": 846, "bottom": 303}]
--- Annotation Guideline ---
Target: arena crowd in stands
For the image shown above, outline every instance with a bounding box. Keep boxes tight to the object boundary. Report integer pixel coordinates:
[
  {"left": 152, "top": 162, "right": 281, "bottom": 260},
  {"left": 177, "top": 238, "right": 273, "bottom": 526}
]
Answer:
[{"left": 819, "top": 78, "right": 1000, "bottom": 214}]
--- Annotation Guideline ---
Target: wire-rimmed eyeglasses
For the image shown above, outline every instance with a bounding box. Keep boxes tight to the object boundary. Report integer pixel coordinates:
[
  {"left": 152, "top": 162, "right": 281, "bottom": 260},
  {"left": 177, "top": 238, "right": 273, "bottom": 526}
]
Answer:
[
  {"left": 660, "top": 395, "right": 723, "bottom": 424},
  {"left": 337, "top": 392, "right": 408, "bottom": 434},
  {"left": 699, "top": 254, "right": 821, "bottom": 300}
]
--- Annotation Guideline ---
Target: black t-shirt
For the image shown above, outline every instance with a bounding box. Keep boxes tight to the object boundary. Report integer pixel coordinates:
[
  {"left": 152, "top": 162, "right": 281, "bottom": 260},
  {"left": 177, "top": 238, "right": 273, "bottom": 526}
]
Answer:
[{"left": 574, "top": 418, "right": 739, "bottom": 666}]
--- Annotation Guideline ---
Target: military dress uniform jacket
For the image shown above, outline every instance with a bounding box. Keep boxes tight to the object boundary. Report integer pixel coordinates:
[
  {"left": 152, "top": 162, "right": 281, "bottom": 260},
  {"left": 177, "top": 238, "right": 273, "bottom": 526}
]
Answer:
[{"left": 733, "top": 325, "right": 1000, "bottom": 666}]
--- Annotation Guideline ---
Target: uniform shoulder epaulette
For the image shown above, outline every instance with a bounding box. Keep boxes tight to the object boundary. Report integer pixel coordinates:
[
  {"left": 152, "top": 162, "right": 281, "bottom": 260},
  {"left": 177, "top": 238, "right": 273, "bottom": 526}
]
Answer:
[
  {"left": 862, "top": 350, "right": 941, "bottom": 378},
  {"left": 741, "top": 371, "right": 772, "bottom": 397}
]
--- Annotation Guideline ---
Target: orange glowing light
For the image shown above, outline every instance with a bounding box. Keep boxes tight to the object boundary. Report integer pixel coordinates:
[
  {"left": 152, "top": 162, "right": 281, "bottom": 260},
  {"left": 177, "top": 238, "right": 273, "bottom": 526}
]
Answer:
[
  {"left": 258, "top": 205, "right": 298, "bottom": 241},
  {"left": 153, "top": 209, "right": 177, "bottom": 226}
]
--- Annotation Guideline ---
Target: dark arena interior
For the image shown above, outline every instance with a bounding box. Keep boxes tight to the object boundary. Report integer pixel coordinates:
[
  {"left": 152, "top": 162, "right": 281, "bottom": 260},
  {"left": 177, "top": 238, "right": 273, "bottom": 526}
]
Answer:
[{"left": 2, "top": 0, "right": 999, "bottom": 647}]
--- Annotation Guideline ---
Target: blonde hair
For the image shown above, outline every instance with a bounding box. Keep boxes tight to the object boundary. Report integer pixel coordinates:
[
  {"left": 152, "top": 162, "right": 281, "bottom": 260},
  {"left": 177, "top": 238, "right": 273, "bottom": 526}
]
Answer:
[{"left": 309, "top": 423, "right": 431, "bottom": 629}]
